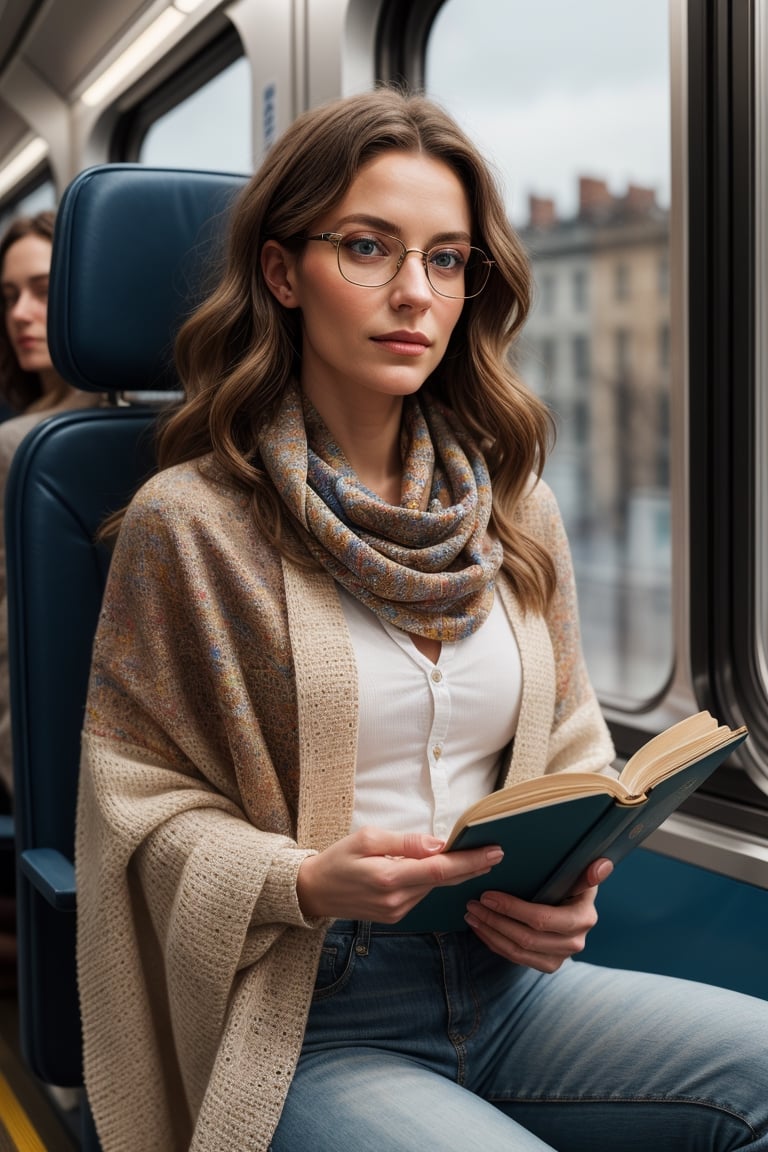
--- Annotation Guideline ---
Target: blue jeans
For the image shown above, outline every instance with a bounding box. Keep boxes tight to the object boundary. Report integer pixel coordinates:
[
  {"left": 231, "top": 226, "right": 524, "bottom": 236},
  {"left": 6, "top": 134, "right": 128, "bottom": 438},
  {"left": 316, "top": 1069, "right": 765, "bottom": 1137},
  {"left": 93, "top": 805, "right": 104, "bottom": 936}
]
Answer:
[{"left": 270, "top": 920, "right": 768, "bottom": 1151}]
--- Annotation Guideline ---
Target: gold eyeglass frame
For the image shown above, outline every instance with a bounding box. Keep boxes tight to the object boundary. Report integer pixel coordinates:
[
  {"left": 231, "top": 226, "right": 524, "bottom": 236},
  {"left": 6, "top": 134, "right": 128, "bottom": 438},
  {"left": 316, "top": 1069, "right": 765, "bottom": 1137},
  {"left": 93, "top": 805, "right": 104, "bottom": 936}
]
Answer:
[{"left": 303, "top": 230, "right": 495, "bottom": 299}]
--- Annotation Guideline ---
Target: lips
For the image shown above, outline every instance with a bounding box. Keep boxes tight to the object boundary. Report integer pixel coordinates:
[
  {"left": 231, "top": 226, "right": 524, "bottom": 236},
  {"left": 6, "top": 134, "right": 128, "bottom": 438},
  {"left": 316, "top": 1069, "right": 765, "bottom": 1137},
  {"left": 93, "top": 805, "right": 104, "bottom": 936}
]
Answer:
[
  {"left": 371, "top": 330, "right": 431, "bottom": 355},
  {"left": 374, "top": 330, "right": 430, "bottom": 345}
]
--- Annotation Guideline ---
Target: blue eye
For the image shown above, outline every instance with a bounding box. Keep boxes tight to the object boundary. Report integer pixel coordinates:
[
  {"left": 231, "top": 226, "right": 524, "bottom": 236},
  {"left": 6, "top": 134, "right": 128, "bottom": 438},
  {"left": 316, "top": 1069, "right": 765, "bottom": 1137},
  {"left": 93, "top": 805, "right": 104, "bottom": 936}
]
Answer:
[
  {"left": 345, "top": 235, "right": 388, "bottom": 259},
  {"left": 429, "top": 248, "right": 467, "bottom": 275}
]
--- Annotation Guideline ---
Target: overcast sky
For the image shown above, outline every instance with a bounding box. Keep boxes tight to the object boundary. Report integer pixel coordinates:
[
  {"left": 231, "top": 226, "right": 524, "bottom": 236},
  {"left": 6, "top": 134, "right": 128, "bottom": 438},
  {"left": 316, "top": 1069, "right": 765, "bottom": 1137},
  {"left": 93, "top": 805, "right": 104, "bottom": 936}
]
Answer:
[
  {"left": 425, "top": 0, "right": 670, "bottom": 225},
  {"left": 140, "top": 0, "right": 670, "bottom": 230}
]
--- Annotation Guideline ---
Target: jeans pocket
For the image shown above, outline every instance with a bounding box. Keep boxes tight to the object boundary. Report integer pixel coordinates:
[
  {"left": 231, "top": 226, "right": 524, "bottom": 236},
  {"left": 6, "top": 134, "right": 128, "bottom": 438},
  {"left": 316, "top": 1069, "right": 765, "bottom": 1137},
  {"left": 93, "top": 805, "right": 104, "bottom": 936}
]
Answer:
[{"left": 312, "top": 926, "right": 362, "bottom": 1001}]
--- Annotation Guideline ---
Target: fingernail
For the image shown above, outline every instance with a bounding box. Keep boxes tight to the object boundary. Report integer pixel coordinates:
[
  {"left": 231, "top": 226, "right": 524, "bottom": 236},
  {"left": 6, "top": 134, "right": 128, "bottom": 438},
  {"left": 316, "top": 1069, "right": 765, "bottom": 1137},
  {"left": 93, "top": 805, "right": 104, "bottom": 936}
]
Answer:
[
  {"left": 424, "top": 837, "right": 445, "bottom": 852},
  {"left": 485, "top": 847, "right": 504, "bottom": 864},
  {"left": 596, "top": 860, "right": 613, "bottom": 882}
]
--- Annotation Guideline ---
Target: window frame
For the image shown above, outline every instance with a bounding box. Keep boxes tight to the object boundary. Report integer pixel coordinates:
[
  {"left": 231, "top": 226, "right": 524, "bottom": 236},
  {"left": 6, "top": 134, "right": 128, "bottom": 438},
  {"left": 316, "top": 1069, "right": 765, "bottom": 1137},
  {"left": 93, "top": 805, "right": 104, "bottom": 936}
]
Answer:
[
  {"left": 686, "top": 0, "right": 768, "bottom": 813},
  {"left": 0, "top": 166, "right": 55, "bottom": 221},
  {"left": 109, "top": 26, "right": 245, "bottom": 163}
]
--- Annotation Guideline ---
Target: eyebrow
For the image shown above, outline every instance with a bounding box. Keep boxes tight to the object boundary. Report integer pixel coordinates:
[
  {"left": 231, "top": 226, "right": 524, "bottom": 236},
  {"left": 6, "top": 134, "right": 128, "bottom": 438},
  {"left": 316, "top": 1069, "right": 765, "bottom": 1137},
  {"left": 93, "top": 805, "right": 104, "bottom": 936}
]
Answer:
[
  {"left": 0, "top": 273, "right": 50, "bottom": 290},
  {"left": 332, "top": 213, "right": 472, "bottom": 245}
]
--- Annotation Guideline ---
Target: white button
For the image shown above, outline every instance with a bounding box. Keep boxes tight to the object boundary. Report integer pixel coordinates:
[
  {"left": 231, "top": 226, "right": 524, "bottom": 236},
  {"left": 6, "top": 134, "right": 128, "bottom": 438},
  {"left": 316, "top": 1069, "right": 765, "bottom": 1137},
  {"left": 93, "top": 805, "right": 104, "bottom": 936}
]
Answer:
[
  {"left": 432, "top": 745, "right": 442, "bottom": 760},
  {"left": 431, "top": 669, "right": 442, "bottom": 683}
]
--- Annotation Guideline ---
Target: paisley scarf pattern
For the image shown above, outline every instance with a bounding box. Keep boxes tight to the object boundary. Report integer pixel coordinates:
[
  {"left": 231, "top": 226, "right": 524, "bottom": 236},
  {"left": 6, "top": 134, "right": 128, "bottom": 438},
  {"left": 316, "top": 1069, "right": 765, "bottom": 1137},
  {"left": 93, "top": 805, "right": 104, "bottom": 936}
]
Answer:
[{"left": 258, "top": 383, "right": 503, "bottom": 641}]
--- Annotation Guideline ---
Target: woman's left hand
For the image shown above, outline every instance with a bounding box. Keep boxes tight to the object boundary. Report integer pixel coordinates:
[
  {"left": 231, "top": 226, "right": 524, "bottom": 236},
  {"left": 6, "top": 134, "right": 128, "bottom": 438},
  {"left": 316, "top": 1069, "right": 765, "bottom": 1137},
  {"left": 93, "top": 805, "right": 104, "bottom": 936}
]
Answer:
[{"left": 463, "top": 857, "right": 613, "bottom": 971}]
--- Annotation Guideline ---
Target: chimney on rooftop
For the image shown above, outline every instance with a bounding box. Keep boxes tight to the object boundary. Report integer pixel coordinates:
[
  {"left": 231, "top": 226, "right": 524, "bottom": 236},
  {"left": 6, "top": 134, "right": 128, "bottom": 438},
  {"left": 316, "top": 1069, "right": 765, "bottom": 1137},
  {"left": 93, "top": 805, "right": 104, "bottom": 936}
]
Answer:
[
  {"left": 579, "top": 176, "right": 613, "bottom": 219},
  {"left": 624, "top": 184, "right": 657, "bottom": 214},
  {"left": 528, "top": 194, "right": 557, "bottom": 230}
]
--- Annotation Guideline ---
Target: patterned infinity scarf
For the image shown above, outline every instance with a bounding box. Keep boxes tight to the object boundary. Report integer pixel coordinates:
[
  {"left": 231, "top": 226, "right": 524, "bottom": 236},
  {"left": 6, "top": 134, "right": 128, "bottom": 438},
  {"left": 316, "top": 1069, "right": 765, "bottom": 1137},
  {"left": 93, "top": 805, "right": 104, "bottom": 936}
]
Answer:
[{"left": 258, "top": 383, "right": 503, "bottom": 641}]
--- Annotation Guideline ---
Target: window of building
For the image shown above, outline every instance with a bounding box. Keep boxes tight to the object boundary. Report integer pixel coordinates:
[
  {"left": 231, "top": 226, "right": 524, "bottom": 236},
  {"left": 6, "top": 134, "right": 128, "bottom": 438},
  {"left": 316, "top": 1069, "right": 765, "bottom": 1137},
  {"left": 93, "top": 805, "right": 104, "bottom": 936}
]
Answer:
[
  {"left": 659, "top": 322, "right": 670, "bottom": 371},
  {"left": 572, "top": 334, "right": 590, "bottom": 381},
  {"left": 615, "top": 261, "right": 630, "bottom": 300},
  {"left": 538, "top": 273, "right": 556, "bottom": 314},
  {"left": 573, "top": 267, "right": 589, "bottom": 310},
  {"left": 615, "top": 328, "right": 631, "bottom": 380},
  {"left": 540, "top": 336, "right": 557, "bottom": 379},
  {"left": 574, "top": 396, "right": 590, "bottom": 441}
]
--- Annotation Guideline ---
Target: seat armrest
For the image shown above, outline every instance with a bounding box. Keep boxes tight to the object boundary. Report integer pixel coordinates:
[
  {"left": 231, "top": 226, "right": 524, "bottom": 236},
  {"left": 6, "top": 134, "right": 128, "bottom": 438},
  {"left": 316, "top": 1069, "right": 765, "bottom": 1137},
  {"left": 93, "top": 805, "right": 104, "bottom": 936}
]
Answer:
[{"left": 19, "top": 848, "right": 76, "bottom": 909}]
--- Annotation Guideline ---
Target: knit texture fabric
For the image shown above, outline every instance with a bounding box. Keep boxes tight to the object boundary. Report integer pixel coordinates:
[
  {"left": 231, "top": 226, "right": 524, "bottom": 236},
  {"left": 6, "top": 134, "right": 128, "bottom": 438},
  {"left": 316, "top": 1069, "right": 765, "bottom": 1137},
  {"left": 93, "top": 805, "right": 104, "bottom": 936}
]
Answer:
[
  {"left": 76, "top": 458, "right": 614, "bottom": 1152},
  {"left": 258, "top": 384, "right": 503, "bottom": 641}
]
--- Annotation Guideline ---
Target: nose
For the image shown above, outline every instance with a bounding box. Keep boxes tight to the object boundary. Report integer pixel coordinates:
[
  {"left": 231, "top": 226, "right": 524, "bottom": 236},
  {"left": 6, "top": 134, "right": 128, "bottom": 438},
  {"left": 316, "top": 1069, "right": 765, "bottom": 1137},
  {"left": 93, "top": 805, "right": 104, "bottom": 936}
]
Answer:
[
  {"left": 9, "top": 288, "right": 36, "bottom": 323},
  {"left": 389, "top": 249, "right": 433, "bottom": 306}
]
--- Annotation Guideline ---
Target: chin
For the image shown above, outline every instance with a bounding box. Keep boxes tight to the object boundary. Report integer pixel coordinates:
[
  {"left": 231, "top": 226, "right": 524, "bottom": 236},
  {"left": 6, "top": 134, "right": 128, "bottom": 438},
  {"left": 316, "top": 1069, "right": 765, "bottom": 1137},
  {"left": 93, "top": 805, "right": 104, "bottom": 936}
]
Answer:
[
  {"left": 375, "top": 370, "right": 433, "bottom": 396},
  {"left": 17, "top": 354, "right": 49, "bottom": 375},
  {"left": 367, "top": 383, "right": 427, "bottom": 404}
]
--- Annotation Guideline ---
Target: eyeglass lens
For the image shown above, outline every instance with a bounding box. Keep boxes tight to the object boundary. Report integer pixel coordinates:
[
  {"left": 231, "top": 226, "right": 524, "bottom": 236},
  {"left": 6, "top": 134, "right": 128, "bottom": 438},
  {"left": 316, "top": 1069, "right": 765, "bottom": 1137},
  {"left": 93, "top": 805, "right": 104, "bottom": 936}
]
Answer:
[{"left": 335, "top": 231, "right": 490, "bottom": 298}]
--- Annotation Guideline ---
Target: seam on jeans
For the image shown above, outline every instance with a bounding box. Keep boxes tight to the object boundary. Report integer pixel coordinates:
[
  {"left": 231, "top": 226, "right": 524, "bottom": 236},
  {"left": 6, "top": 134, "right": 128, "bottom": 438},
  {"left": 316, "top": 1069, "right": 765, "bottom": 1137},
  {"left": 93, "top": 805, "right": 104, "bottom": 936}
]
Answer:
[
  {"left": 437, "top": 932, "right": 484, "bottom": 1087},
  {"left": 445, "top": 935, "right": 483, "bottom": 1046},
  {"left": 486, "top": 1094, "right": 760, "bottom": 1139},
  {"left": 436, "top": 933, "right": 464, "bottom": 1084},
  {"left": 454, "top": 932, "right": 482, "bottom": 1047}
]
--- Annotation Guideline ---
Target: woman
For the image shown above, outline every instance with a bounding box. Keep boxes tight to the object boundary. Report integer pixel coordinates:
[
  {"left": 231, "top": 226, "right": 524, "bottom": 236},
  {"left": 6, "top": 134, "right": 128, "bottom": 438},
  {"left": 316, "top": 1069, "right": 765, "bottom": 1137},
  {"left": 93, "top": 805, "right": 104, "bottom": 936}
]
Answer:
[
  {"left": 76, "top": 89, "right": 768, "bottom": 1152},
  {"left": 0, "top": 211, "right": 100, "bottom": 799}
]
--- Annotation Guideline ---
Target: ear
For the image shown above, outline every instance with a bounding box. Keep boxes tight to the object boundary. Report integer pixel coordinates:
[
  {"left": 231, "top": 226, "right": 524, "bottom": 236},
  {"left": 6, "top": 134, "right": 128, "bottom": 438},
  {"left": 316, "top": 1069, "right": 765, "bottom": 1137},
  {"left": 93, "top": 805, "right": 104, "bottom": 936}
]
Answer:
[{"left": 261, "top": 240, "right": 301, "bottom": 308}]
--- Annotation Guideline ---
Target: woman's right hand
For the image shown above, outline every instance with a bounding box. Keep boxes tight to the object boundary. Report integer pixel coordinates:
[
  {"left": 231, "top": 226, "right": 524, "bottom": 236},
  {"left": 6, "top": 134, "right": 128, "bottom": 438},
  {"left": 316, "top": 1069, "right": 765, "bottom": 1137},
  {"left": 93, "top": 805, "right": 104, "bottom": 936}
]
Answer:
[{"left": 296, "top": 827, "right": 504, "bottom": 922}]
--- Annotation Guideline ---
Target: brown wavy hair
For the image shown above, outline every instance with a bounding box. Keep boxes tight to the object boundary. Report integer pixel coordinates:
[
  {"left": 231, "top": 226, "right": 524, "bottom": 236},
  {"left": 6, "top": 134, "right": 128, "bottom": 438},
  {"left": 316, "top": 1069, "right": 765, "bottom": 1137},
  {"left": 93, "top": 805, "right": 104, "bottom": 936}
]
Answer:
[
  {"left": 156, "top": 87, "right": 556, "bottom": 611},
  {"left": 0, "top": 210, "right": 61, "bottom": 413}
]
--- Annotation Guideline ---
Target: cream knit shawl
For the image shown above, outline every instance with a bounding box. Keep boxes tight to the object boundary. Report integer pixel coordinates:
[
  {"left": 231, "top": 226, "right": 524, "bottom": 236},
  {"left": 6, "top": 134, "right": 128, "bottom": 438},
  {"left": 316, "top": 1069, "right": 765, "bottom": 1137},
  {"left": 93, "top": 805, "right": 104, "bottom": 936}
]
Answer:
[{"left": 75, "top": 458, "right": 614, "bottom": 1152}]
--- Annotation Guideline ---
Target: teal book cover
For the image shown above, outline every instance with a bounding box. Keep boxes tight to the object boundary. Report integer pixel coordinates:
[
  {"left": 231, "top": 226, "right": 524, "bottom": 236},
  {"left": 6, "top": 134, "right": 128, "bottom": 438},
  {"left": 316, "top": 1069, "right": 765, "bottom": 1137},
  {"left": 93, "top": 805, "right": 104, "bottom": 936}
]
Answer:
[
  {"left": 396, "top": 792, "right": 615, "bottom": 932},
  {"left": 396, "top": 727, "right": 747, "bottom": 934},
  {"left": 536, "top": 733, "right": 747, "bottom": 905}
]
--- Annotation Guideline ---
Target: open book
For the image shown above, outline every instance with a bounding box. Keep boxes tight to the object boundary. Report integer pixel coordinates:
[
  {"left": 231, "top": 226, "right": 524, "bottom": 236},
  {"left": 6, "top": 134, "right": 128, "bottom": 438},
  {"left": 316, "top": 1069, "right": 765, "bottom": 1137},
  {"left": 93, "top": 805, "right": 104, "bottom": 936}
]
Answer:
[{"left": 396, "top": 710, "right": 747, "bottom": 932}]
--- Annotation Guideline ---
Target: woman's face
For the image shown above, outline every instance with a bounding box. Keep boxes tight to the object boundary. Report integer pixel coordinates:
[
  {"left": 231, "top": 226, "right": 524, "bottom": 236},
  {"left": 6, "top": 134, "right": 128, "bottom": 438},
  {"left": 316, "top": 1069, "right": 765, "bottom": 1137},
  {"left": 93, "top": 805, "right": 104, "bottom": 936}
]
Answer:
[
  {"left": 265, "top": 150, "right": 472, "bottom": 418},
  {"left": 1, "top": 233, "right": 54, "bottom": 379}
]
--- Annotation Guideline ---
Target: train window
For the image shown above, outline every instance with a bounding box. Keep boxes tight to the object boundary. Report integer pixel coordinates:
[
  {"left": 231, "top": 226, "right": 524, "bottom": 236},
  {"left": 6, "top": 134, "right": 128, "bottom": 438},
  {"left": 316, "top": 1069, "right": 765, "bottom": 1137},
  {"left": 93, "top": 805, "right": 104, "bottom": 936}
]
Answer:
[
  {"left": 138, "top": 55, "right": 251, "bottom": 171},
  {"left": 0, "top": 177, "right": 56, "bottom": 236},
  {"left": 425, "top": 0, "right": 671, "bottom": 707}
]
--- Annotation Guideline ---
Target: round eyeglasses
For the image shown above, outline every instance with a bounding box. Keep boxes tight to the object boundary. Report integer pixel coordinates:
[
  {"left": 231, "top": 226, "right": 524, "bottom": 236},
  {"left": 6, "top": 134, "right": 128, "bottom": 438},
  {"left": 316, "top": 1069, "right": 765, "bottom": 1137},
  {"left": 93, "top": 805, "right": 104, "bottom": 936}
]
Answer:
[{"left": 303, "top": 230, "right": 494, "bottom": 299}]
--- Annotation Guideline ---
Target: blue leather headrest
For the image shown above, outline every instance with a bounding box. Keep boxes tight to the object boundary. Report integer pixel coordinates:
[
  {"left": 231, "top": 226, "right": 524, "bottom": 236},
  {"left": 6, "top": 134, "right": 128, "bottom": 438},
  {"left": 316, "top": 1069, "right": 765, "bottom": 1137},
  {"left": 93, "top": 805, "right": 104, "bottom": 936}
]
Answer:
[{"left": 48, "top": 164, "right": 249, "bottom": 393}]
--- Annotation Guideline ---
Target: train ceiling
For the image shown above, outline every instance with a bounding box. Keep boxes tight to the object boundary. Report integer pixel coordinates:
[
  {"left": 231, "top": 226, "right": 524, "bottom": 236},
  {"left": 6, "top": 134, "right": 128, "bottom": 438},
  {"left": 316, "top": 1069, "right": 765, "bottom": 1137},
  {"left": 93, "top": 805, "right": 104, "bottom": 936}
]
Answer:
[{"left": 0, "top": 0, "right": 161, "bottom": 161}]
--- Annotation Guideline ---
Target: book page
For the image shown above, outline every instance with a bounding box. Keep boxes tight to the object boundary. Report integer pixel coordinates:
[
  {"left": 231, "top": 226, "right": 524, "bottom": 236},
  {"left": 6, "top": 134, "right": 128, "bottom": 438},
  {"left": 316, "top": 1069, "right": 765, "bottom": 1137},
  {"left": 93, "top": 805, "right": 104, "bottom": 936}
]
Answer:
[
  {"left": 620, "top": 712, "right": 745, "bottom": 794},
  {"left": 448, "top": 712, "right": 746, "bottom": 851}
]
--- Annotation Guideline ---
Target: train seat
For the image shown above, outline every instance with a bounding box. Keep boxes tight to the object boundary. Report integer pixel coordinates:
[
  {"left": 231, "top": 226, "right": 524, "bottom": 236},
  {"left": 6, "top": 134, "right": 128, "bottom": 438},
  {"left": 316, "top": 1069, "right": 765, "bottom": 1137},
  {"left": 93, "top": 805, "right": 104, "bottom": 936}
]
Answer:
[
  {"left": 581, "top": 840, "right": 768, "bottom": 999},
  {"left": 4, "top": 163, "right": 247, "bottom": 1147}
]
